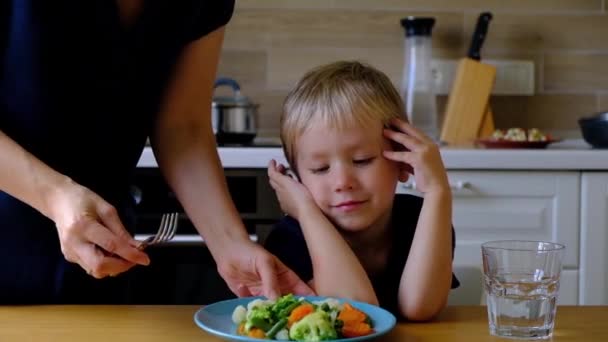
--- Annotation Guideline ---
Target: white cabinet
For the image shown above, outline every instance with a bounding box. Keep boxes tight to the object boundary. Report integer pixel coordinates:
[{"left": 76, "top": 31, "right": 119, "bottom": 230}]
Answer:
[
  {"left": 579, "top": 172, "right": 608, "bottom": 304},
  {"left": 398, "top": 171, "right": 581, "bottom": 305}
]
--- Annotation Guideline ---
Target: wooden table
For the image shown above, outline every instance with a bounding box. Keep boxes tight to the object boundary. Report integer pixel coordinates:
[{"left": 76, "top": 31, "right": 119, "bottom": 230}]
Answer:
[{"left": 0, "top": 305, "right": 606, "bottom": 341}]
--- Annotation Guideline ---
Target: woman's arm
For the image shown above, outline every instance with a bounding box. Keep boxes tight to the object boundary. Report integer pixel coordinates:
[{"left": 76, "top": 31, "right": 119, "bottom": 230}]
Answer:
[
  {"left": 397, "top": 191, "right": 453, "bottom": 321},
  {"left": 0, "top": 129, "right": 67, "bottom": 218},
  {"left": 0, "top": 130, "right": 148, "bottom": 277},
  {"left": 150, "top": 26, "right": 250, "bottom": 256},
  {"left": 151, "top": 28, "right": 312, "bottom": 299},
  {"left": 267, "top": 160, "right": 378, "bottom": 304}
]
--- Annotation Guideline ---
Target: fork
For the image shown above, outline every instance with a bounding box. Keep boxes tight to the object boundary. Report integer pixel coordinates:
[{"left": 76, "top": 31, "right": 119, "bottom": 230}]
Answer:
[{"left": 137, "top": 212, "right": 179, "bottom": 250}]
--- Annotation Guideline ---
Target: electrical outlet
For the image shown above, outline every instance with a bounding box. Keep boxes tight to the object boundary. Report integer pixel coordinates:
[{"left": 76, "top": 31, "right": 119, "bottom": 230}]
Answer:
[{"left": 431, "top": 59, "right": 535, "bottom": 96}]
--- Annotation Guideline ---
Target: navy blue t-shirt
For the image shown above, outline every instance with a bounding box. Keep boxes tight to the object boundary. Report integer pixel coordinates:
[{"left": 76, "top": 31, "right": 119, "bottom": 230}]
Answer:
[
  {"left": 264, "top": 194, "right": 460, "bottom": 318},
  {"left": 0, "top": 0, "right": 234, "bottom": 303}
]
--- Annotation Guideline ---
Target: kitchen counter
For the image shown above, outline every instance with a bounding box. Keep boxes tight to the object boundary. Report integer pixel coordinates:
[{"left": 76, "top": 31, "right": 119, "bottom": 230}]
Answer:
[
  {"left": 137, "top": 139, "right": 608, "bottom": 170},
  {"left": 1, "top": 305, "right": 606, "bottom": 341}
]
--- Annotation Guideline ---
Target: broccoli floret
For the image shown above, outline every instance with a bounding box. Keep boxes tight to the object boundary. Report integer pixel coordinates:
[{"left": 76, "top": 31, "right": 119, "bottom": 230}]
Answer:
[
  {"left": 245, "top": 306, "right": 274, "bottom": 332},
  {"left": 289, "top": 311, "right": 338, "bottom": 342},
  {"left": 271, "top": 294, "right": 300, "bottom": 320}
]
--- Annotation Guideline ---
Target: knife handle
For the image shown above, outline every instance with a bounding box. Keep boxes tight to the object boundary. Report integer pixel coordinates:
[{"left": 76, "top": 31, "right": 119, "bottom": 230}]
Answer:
[{"left": 467, "top": 12, "right": 493, "bottom": 61}]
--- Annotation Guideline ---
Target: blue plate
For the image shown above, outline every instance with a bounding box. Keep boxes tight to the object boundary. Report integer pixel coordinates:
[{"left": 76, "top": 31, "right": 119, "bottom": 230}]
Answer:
[{"left": 194, "top": 296, "right": 397, "bottom": 342}]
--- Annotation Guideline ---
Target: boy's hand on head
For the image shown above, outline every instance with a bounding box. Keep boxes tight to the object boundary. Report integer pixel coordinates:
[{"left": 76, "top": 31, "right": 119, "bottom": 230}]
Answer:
[
  {"left": 382, "top": 119, "right": 450, "bottom": 195},
  {"left": 267, "top": 159, "right": 318, "bottom": 220}
]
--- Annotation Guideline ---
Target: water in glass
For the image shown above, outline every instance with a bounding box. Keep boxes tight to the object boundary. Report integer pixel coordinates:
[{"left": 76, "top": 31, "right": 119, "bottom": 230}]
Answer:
[{"left": 485, "top": 273, "right": 559, "bottom": 339}]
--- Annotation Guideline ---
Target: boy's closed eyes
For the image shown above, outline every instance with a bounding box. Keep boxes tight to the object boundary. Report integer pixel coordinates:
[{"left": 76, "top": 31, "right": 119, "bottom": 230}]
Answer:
[{"left": 306, "top": 156, "right": 378, "bottom": 175}]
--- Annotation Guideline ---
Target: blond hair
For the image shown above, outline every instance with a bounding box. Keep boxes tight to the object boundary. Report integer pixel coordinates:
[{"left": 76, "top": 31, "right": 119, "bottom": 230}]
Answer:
[{"left": 281, "top": 61, "right": 405, "bottom": 170}]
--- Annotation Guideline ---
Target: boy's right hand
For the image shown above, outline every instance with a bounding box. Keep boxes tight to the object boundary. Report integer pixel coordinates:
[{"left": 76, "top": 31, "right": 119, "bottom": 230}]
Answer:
[{"left": 267, "top": 159, "right": 317, "bottom": 220}]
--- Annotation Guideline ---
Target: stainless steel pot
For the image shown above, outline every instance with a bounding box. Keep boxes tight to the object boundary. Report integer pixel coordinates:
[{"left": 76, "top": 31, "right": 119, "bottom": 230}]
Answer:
[{"left": 212, "top": 78, "right": 258, "bottom": 145}]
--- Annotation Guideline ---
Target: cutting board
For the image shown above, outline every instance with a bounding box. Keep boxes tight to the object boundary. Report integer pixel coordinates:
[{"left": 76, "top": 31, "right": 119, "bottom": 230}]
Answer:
[{"left": 440, "top": 57, "right": 496, "bottom": 145}]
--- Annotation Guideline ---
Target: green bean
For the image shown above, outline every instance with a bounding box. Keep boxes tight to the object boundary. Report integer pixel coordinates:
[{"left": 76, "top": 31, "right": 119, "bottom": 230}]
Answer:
[{"left": 266, "top": 318, "right": 288, "bottom": 339}]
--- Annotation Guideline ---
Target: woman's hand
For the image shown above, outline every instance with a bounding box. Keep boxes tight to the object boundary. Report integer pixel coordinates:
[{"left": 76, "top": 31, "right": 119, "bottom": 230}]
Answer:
[
  {"left": 267, "top": 159, "right": 318, "bottom": 220},
  {"left": 383, "top": 118, "right": 450, "bottom": 195},
  {"left": 47, "top": 179, "right": 150, "bottom": 278},
  {"left": 216, "top": 239, "right": 315, "bottom": 300}
]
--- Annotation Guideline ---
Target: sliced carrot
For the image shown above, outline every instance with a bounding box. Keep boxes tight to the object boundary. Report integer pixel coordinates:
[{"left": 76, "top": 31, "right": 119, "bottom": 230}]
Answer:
[
  {"left": 341, "top": 322, "right": 374, "bottom": 338},
  {"left": 287, "top": 303, "right": 314, "bottom": 327},
  {"left": 337, "top": 302, "right": 367, "bottom": 324},
  {"left": 247, "top": 327, "right": 266, "bottom": 339},
  {"left": 237, "top": 322, "right": 246, "bottom": 335}
]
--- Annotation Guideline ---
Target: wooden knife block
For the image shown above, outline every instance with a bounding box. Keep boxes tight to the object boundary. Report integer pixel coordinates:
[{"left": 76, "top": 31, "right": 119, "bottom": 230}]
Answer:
[{"left": 440, "top": 58, "right": 497, "bottom": 145}]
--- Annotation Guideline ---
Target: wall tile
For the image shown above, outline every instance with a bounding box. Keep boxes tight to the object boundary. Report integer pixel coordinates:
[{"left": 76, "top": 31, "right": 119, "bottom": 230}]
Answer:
[
  {"left": 247, "top": 90, "right": 289, "bottom": 136},
  {"left": 463, "top": 13, "right": 608, "bottom": 51},
  {"left": 229, "top": 10, "right": 464, "bottom": 51},
  {"left": 267, "top": 47, "right": 407, "bottom": 90},
  {"left": 236, "top": 0, "right": 331, "bottom": 10},
  {"left": 599, "top": 94, "right": 608, "bottom": 111},
  {"left": 217, "top": 50, "right": 267, "bottom": 89},
  {"left": 544, "top": 53, "right": 608, "bottom": 92},
  {"left": 331, "top": 0, "right": 603, "bottom": 12},
  {"left": 490, "top": 94, "right": 596, "bottom": 135},
  {"left": 219, "top": 1, "right": 608, "bottom": 134}
]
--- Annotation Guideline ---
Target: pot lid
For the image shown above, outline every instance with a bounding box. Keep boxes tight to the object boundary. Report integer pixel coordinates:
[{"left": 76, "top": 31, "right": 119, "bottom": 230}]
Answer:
[{"left": 212, "top": 77, "right": 256, "bottom": 107}]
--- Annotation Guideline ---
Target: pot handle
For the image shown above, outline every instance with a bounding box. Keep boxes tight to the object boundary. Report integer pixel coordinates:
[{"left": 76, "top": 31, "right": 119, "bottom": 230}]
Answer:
[{"left": 214, "top": 77, "right": 241, "bottom": 93}]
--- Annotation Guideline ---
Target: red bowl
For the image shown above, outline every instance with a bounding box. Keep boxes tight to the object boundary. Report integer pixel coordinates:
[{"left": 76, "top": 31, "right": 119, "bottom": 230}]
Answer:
[{"left": 475, "top": 138, "right": 561, "bottom": 149}]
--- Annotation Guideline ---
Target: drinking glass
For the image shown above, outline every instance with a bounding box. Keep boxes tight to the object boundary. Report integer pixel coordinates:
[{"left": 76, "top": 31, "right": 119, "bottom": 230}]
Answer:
[{"left": 481, "top": 240, "right": 565, "bottom": 340}]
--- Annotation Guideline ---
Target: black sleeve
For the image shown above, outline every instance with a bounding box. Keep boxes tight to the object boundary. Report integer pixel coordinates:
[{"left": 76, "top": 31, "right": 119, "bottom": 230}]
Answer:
[
  {"left": 263, "top": 216, "right": 313, "bottom": 283},
  {"left": 184, "top": 0, "right": 235, "bottom": 43},
  {"left": 392, "top": 195, "right": 460, "bottom": 289},
  {"left": 450, "top": 225, "right": 460, "bottom": 289}
]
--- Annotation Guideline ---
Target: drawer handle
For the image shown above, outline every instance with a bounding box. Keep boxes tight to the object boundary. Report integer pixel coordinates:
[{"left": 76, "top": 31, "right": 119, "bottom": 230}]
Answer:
[
  {"left": 450, "top": 180, "right": 470, "bottom": 190},
  {"left": 400, "top": 181, "right": 470, "bottom": 191}
]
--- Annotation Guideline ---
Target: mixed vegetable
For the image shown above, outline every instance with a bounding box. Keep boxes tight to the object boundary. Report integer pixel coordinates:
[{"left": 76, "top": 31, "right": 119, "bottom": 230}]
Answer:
[
  {"left": 490, "top": 128, "right": 549, "bottom": 142},
  {"left": 231, "top": 294, "right": 374, "bottom": 341}
]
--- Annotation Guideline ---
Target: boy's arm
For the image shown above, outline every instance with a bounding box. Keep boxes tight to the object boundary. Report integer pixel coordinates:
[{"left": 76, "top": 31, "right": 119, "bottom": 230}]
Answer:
[
  {"left": 397, "top": 190, "right": 454, "bottom": 321},
  {"left": 298, "top": 204, "right": 378, "bottom": 305}
]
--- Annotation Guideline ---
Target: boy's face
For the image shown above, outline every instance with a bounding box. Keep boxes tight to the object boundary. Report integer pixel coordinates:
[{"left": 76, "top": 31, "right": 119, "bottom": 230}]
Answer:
[{"left": 295, "top": 121, "right": 400, "bottom": 232}]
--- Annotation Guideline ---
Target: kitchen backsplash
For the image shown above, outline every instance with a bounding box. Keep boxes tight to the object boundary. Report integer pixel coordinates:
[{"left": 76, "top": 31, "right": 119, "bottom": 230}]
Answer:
[{"left": 217, "top": 0, "right": 608, "bottom": 139}]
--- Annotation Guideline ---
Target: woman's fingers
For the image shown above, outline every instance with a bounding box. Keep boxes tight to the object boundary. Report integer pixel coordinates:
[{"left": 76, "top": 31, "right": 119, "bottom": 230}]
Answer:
[
  {"left": 75, "top": 242, "right": 134, "bottom": 279},
  {"left": 83, "top": 221, "right": 149, "bottom": 266}
]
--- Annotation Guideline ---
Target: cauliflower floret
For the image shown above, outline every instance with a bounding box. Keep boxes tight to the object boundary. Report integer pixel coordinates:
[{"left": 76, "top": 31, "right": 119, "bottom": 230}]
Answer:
[
  {"left": 247, "top": 298, "right": 272, "bottom": 311},
  {"left": 231, "top": 305, "right": 247, "bottom": 324},
  {"left": 528, "top": 128, "right": 547, "bottom": 141},
  {"left": 275, "top": 329, "right": 290, "bottom": 341},
  {"left": 505, "top": 128, "right": 527, "bottom": 141}
]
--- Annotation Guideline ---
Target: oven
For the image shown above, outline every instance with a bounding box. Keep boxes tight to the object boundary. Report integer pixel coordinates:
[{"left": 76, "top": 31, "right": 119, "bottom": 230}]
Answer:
[
  {"left": 130, "top": 167, "right": 282, "bottom": 244},
  {"left": 126, "top": 166, "right": 283, "bottom": 304}
]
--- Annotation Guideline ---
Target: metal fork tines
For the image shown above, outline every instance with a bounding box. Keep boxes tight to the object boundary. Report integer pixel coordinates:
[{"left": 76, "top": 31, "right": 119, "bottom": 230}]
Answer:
[{"left": 137, "top": 212, "right": 179, "bottom": 250}]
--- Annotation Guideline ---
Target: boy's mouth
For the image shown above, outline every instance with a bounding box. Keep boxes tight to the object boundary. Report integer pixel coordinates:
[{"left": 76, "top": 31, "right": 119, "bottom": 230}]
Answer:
[{"left": 333, "top": 200, "right": 366, "bottom": 211}]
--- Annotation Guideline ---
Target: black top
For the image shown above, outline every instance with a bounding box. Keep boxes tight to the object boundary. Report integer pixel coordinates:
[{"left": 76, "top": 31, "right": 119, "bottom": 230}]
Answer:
[
  {"left": 0, "top": 0, "right": 234, "bottom": 303},
  {"left": 264, "top": 194, "right": 460, "bottom": 318},
  {"left": 1, "top": 0, "right": 233, "bottom": 201}
]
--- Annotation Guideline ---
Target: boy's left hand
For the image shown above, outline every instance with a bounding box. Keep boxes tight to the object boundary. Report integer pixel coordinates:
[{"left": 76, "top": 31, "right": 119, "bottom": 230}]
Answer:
[
  {"left": 267, "top": 159, "right": 317, "bottom": 220},
  {"left": 382, "top": 118, "right": 450, "bottom": 195}
]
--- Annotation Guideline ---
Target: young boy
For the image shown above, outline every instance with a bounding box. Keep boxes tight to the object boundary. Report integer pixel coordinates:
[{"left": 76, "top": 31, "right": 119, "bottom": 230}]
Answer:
[{"left": 264, "top": 61, "right": 459, "bottom": 321}]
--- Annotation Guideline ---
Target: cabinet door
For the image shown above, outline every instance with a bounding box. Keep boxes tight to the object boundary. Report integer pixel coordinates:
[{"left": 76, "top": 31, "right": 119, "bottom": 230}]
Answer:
[
  {"left": 397, "top": 171, "right": 581, "bottom": 305},
  {"left": 579, "top": 172, "right": 608, "bottom": 304},
  {"left": 398, "top": 171, "right": 580, "bottom": 267}
]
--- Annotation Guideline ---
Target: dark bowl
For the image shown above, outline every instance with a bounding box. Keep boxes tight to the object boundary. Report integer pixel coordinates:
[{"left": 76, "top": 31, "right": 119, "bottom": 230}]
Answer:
[{"left": 579, "top": 111, "right": 608, "bottom": 148}]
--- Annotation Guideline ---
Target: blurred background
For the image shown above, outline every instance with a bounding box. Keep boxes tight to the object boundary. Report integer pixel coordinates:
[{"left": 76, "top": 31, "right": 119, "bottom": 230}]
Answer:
[{"left": 216, "top": 0, "right": 607, "bottom": 140}]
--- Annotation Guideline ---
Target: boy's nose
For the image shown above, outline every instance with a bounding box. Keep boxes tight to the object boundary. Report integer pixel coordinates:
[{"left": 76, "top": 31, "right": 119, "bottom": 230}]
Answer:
[{"left": 333, "top": 167, "right": 356, "bottom": 192}]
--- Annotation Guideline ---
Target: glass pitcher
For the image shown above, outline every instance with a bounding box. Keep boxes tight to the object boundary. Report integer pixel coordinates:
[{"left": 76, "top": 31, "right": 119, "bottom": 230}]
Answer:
[{"left": 400, "top": 17, "right": 438, "bottom": 141}]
